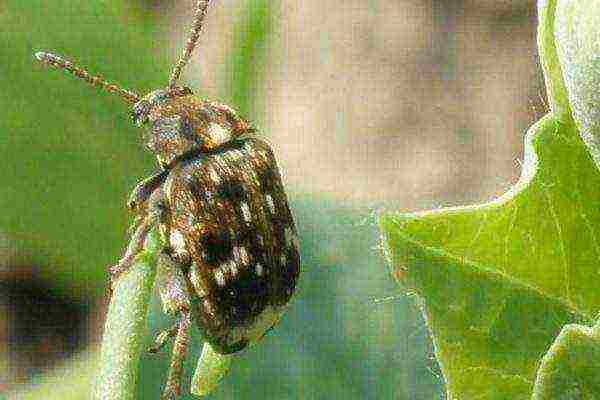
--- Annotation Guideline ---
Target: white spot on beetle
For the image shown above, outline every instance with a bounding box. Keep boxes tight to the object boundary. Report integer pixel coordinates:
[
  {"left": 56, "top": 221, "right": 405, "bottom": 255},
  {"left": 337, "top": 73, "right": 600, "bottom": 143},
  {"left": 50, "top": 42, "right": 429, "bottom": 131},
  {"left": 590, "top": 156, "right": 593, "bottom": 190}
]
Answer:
[
  {"left": 214, "top": 269, "right": 226, "bottom": 287},
  {"left": 280, "top": 254, "right": 287, "bottom": 267},
  {"left": 244, "top": 143, "right": 256, "bottom": 155},
  {"left": 208, "top": 168, "right": 221, "bottom": 184},
  {"left": 203, "top": 298, "right": 216, "bottom": 316},
  {"left": 255, "top": 263, "right": 264, "bottom": 276},
  {"left": 238, "top": 246, "right": 249, "bottom": 264},
  {"left": 265, "top": 195, "right": 275, "bottom": 213},
  {"left": 170, "top": 230, "right": 186, "bottom": 254},
  {"left": 186, "top": 213, "right": 196, "bottom": 227},
  {"left": 228, "top": 261, "right": 239, "bottom": 277},
  {"left": 164, "top": 176, "right": 175, "bottom": 197},
  {"left": 233, "top": 246, "right": 248, "bottom": 265},
  {"left": 240, "top": 202, "right": 251, "bottom": 222},
  {"left": 232, "top": 149, "right": 244, "bottom": 159}
]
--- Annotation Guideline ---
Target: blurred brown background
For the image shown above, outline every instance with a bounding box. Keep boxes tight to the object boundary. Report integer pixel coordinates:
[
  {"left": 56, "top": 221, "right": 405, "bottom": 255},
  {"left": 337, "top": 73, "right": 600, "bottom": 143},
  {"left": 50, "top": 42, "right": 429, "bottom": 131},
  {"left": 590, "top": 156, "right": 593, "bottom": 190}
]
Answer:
[
  {"left": 172, "top": 0, "right": 544, "bottom": 206},
  {"left": 3, "top": 0, "right": 547, "bottom": 396}
]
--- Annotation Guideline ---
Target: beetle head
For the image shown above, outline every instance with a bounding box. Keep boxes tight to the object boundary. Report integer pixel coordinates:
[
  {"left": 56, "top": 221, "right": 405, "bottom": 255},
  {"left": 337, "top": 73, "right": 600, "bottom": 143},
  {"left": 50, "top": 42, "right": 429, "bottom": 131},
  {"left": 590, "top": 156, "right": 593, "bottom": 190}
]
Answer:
[{"left": 133, "top": 87, "right": 253, "bottom": 168}]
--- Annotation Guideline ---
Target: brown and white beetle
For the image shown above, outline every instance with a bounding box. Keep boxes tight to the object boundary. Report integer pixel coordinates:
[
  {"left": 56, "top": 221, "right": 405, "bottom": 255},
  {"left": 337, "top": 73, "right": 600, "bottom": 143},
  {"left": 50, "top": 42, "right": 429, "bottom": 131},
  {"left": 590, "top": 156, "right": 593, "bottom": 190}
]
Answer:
[{"left": 35, "top": 1, "right": 299, "bottom": 398}]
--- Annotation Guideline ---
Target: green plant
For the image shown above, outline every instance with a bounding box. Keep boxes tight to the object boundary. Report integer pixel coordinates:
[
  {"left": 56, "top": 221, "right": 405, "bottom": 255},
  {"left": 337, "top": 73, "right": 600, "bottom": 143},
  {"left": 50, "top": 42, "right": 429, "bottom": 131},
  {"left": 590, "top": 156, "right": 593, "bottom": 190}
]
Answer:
[{"left": 379, "top": 1, "right": 600, "bottom": 398}]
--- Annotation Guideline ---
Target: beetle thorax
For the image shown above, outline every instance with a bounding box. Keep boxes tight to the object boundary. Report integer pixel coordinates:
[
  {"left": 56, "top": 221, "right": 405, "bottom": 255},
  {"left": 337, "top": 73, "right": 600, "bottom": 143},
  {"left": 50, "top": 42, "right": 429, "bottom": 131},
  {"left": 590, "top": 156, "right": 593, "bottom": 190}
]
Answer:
[{"left": 131, "top": 88, "right": 253, "bottom": 169}]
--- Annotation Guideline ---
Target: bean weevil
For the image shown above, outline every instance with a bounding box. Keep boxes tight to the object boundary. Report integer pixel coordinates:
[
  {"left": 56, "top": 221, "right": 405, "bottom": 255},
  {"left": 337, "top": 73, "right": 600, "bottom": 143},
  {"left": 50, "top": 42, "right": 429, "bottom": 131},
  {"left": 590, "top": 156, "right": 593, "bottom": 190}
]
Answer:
[{"left": 35, "top": 1, "right": 300, "bottom": 398}]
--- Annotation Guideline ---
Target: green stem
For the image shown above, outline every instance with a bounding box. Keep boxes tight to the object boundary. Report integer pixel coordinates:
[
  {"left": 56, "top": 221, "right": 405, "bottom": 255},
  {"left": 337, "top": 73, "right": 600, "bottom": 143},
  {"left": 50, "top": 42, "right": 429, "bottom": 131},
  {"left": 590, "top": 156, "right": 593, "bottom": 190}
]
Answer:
[
  {"left": 94, "top": 230, "right": 159, "bottom": 400},
  {"left": 537, "top": 0, "right": 573, "bottom": 123}
]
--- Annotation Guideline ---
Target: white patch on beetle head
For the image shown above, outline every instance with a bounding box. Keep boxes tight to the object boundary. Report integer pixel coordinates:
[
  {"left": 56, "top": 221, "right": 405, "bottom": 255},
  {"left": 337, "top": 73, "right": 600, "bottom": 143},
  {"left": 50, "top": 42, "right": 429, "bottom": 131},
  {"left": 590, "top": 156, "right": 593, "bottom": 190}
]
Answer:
[{"left": 208, "top": 123, "right": 232, "bottom": 146}]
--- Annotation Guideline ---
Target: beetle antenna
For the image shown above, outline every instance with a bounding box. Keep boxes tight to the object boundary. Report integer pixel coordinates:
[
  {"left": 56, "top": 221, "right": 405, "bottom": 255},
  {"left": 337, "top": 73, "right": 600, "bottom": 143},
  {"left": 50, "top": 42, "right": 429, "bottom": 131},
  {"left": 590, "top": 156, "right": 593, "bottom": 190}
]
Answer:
[
  {"left": 35, "top": 51, "right": 141, "bottom": 104},
  {"left": 167, "top": 0, "right": 211, "bottom": 89}
]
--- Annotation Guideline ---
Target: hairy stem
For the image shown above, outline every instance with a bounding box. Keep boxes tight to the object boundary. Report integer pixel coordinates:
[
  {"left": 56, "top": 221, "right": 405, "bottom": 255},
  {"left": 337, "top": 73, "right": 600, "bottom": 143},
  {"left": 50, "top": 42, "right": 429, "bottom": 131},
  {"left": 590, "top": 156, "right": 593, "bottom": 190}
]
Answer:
[
  {"left": 94, "top": 229, "right": 159, "bottom": 400},
  {"left": 537, "top": 0, "right": 573, "bottom": 123}
]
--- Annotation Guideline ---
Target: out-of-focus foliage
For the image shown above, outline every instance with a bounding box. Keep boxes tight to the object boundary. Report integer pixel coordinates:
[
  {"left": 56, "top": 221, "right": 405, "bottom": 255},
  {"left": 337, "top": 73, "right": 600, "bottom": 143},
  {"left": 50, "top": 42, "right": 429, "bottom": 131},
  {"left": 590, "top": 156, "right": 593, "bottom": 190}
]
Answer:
[
  {"left": 380, "top": 115, "right": 598, "bottom": 398},
  {"left": 4, "top": 1, "right": 442, "bottom": 398},
  {"left": 554, "top": 0, "right": 600, "bottom": 168},
  {"left": 18, "top": 199, "right": 443, "bottom": 400},
  {"left": 1, "top": 0, "right": 169, "bottom": 299},
  {"left": 379, "top": 0, "right": 600, "bottom": 398},
  {"left": 532, "top": 319, "right": 600, "bottom": 399}
]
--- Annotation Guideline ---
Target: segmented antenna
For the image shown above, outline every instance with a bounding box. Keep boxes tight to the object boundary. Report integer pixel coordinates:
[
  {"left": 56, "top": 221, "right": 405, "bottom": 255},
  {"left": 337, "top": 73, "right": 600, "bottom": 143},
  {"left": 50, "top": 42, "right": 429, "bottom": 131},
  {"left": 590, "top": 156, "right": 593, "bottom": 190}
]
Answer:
[
  {"left": 34, "top": 51, "right": 141, "bottom": 104},
  {"left": 168, "top": 0, "right": 211, "bottom": 89}
]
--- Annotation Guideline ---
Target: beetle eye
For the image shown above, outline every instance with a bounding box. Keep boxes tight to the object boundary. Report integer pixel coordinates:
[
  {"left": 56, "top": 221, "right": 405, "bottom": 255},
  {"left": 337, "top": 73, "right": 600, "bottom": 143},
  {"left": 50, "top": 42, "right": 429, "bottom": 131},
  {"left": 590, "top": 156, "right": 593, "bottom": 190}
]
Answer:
[
  {"left": 131, "top": 100, "right": 151, "bottom": 126},
  {"left": 131, "top": 110, "right": 148, "bottom": 127}
]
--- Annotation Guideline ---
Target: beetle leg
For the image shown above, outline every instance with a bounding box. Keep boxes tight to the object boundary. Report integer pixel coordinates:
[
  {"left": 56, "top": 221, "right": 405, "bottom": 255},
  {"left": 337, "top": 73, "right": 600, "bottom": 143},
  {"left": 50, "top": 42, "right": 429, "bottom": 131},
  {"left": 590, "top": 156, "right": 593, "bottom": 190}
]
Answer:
[
  {"left": 161, "top": 310, "right": 191, "bottom": 400},
  {"left": 148, "top": 322, "right": 179, "bottom": 354},
  {"left": 127, "top": 170, "right": 169, "bottom": 213},
  {"left": 156, "top": 250, "right": 193, "bottom": 313},
  {"left": 154, "top": 251, "right": 194, "bottom": 398},
  {"left": 108, "top": 188, "right": 167, "bottom": 285}
]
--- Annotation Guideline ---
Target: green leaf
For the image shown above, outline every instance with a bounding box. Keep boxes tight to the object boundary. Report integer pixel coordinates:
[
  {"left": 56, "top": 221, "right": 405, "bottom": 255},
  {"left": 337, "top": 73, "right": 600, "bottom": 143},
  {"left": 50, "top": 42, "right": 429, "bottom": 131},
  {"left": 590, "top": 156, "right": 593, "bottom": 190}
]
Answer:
[
  {"left": 554, "top": 0, "right": 600, "bottom": 168},
  {"left": 532, "top": 319, "right": 600, "bottom": 399},
  {"left": 380, "top": 113, "right": 600, "bottom": 399},
  {"left": 379, "top": 1, "right": 600, "bottom": 397}
]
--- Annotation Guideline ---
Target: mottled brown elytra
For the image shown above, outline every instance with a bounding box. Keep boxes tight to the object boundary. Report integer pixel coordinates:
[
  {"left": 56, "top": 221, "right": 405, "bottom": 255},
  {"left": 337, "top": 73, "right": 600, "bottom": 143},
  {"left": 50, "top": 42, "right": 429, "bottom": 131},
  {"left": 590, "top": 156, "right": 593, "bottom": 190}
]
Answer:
[{"left": 35, "top": 1, "right": 299, "bottom": 398}]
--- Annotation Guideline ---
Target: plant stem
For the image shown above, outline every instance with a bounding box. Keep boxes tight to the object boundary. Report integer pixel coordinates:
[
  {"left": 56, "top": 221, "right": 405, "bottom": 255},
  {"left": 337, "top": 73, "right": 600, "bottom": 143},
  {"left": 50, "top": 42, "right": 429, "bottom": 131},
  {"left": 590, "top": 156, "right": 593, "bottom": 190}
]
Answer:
[
  {"left": 537, "top": 0, "right": 572, "bottom": 123},
  {"left": 94, "top": 229, "right": 159, "bottom": 400}
]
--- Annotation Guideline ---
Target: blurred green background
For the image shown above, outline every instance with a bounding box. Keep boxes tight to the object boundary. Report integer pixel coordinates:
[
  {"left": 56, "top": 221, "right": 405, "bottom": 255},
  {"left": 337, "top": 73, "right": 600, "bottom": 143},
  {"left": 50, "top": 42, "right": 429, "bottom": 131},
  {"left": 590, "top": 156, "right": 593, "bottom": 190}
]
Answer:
[{"left": 1, "top": 0, "right": 543, "bottom": 398}]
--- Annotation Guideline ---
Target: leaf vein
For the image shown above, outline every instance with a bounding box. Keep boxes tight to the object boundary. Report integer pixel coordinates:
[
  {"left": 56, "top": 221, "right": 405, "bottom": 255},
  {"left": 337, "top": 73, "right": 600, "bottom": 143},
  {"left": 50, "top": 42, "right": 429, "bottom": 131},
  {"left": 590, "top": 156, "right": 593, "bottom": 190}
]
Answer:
[
  {"left": 504, "top": 203, "right": 519, "bottom": 273},
  {"left": 542, "top": 186, "right": 571, "bottom": 304}
]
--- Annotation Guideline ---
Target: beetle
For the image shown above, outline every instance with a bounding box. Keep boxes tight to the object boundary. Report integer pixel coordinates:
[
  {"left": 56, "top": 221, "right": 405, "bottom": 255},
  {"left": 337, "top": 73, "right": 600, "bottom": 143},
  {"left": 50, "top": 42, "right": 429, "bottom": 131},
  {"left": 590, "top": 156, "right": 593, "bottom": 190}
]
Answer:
[{"left": 35, "top": 0, "right": 299, "bottom": 398}]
